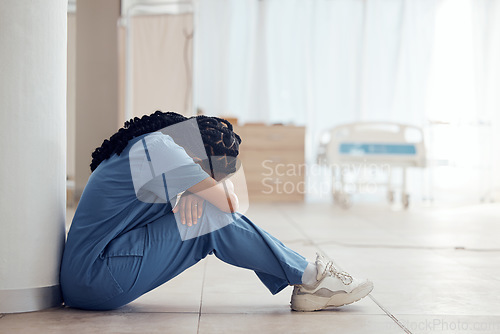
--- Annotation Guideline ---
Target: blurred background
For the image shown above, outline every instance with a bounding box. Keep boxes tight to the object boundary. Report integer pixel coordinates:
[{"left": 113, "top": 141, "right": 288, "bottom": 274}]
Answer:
[{"left": 67, "top": 0, "right": 500, "bottom": 209}]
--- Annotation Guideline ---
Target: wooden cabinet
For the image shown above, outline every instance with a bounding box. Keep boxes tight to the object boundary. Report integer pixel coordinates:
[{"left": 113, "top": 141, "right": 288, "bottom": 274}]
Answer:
[{"left": 233, "top": 124, "right": 305, "bottom": 202}]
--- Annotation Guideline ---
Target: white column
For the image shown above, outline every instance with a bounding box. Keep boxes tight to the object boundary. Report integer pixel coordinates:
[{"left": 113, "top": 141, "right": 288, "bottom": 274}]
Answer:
[{"left": 0, "top": 0, "right": 67, "bottom": 313}]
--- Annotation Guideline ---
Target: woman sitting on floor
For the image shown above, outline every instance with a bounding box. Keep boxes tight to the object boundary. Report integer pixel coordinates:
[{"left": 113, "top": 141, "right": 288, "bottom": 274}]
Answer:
[{"left": 60, "top": 111, "right": 373, "bottom": 312}]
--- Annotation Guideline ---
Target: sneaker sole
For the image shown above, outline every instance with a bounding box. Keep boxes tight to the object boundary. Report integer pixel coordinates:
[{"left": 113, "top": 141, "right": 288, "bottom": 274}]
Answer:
[{"left": 291, "top": 281, "right": 374, "bottom": 312}]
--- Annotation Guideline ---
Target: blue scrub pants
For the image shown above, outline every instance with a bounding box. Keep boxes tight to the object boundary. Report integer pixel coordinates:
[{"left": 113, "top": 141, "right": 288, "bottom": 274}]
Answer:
[{"left": 85, "top": 203, "right": 308, "bottom": 310}]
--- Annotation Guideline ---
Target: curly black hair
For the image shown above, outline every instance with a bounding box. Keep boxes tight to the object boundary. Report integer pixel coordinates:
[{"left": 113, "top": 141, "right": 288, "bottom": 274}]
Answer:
[{"left": 90, "top": 111, "right": 242, "bottom": 177}]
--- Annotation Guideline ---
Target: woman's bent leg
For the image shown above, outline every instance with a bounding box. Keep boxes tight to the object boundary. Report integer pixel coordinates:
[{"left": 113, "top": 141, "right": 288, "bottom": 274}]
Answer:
[
  {"left": 95, "top": 203, "right": 308, "bottom": 309},
  {"left": 207, "top": 214, "right": 308, "bottom": 294}
]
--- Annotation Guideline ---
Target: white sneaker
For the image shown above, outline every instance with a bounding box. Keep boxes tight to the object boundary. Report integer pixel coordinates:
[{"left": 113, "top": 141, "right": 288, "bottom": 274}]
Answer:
[{"left": 290, "top": 253, "right": 373, "bottom": 312}]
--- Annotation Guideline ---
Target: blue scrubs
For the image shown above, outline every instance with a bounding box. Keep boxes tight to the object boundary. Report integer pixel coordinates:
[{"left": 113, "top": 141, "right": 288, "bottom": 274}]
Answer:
[{"left": 60, "top": 132, "right": 308, "bottom": 310}]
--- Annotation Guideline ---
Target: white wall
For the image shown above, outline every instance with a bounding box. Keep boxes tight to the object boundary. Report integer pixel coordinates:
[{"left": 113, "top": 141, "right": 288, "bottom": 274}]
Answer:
[{"left": 0, "top": 0, "right": 67, "bottom": 312}]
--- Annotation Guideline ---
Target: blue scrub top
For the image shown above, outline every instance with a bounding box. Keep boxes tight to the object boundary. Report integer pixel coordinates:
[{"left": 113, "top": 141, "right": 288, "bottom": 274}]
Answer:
[{"left": 60, "top": 132, "right": 209, "bottom": 307}]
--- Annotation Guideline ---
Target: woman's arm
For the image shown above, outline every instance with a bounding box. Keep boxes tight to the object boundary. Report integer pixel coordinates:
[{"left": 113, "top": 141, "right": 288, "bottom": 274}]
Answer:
[{"left": 187, "top": 177, "right": 239, "bottom": 213}]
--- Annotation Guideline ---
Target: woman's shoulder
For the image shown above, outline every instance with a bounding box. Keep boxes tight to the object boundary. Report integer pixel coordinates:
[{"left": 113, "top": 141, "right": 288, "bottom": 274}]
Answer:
[
  {"left": 127, "top": 132, "right": 175, "bottom": 153},
  {"left": 140, "top": 131, "right": 175, "bottom": 145}
]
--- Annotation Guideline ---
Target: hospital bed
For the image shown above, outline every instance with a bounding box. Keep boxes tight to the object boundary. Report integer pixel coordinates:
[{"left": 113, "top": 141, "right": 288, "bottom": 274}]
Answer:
[{"left": 317, "top": 122, "right": 426, "bottom": 209}]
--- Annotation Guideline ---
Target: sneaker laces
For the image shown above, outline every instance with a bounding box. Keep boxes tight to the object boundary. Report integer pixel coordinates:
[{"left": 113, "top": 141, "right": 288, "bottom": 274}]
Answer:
[{"left": 324, "top": 261, "right": 353, "bottom": 285}]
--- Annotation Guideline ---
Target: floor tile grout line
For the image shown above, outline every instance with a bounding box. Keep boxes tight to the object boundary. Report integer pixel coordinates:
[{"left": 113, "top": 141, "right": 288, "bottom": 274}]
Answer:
[
  {"left": 279, "top": 210, "right": 316, "bottom": 247},
  {"left": 113, "top": 311, "right": 200, "bottom": 314},
  {"left": 191, "top": 311, "right": 387, "bottom": 315},
  {"left": 347, "top": 209, "right": 500, "bottom": 252},
  {"left": 314, "top": 240, "right": 500, "bottom": 252},
  {"left": 197, "top": 259, "right": 208, "bottom": 334},
  {"left": 281, "top": 208, "right": 412, "bottom": 331},
  {"left": 369, "top": 295, "right": 413, "bottom": 334},
  {"left": 346, "top": 206, "right": 500, "bottom": 284}
]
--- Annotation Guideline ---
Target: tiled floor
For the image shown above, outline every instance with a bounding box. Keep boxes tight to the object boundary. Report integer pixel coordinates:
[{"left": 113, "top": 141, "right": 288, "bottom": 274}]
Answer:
[{"left": 1, "top": 201, "right": 500, "bottom": 333}]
